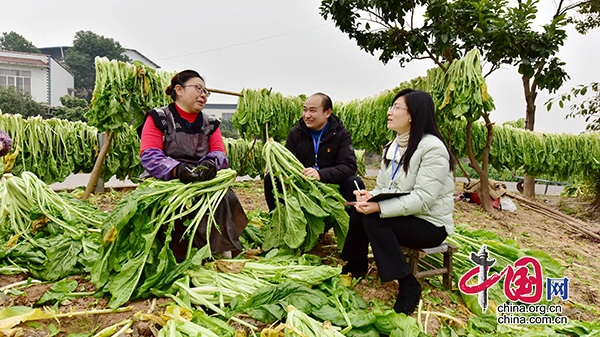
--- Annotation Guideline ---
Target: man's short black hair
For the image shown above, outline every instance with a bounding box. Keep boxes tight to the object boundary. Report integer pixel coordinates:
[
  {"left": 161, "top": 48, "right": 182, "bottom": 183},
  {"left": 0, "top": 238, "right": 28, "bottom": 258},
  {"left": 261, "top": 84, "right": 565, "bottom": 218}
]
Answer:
[{"left": 311, "top": 92, "right": 333, "bottom": 111}]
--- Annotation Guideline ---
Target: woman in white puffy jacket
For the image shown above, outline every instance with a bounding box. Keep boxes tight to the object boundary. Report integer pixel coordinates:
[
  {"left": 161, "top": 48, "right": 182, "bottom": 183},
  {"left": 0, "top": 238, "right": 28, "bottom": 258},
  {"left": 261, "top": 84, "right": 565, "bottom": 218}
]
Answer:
[{"left": 340, "top": 88, "right": 455, "bottom": 316}]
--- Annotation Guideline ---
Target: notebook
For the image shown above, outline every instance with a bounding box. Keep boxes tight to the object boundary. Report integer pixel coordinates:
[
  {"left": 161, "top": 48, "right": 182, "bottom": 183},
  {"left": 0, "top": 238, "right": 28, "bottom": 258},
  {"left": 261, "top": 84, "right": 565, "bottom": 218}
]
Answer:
[
  {"left": 343, "top": 192, "right": 410, "bottom": 206},
  {"left": 366, "top": 192, "right": 410, "bottom": 202}
]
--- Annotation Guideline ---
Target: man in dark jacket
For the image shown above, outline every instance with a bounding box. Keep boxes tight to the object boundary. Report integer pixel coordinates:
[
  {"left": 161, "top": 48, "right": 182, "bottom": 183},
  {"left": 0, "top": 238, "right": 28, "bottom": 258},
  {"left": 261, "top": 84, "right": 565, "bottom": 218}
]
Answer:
[{"left": 264, "top": 92, "right": 364, "bottom": 210}]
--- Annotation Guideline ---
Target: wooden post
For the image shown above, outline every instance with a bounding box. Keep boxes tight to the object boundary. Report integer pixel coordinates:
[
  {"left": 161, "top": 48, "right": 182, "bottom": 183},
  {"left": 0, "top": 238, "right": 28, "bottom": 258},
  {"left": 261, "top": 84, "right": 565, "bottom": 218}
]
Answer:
[
  {"left": 82, "top": 130, "right": 114, "bottom": 200},
  {"left": 95, "top": 132, "right": 105, "bottom": 193},
  {"left": 206, "top": 88, "right": 243, "bottom": 97}
]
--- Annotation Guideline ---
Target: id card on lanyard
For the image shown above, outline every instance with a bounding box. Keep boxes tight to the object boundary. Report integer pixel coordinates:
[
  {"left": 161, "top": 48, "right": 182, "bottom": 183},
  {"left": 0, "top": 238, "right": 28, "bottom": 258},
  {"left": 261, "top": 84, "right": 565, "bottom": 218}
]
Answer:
[
  {"left": 312, "top": 127, "right": 326, "bottom": 169},
  {"left": 389, "top": 143, "right": 407, "bottom": 191}
]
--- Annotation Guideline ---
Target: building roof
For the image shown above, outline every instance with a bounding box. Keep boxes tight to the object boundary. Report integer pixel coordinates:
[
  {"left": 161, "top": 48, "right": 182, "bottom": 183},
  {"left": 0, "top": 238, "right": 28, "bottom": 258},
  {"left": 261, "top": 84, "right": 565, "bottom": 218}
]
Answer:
[
  {"left": 204, "top": 103, "right": 237, "bottom": 110},
  {"left": 39, "top": 46, "right": 160, "bottom": 69},
  {"left": 39, "top": 46, "right": 69, "bottom": 61},
  {"left": 124, "top": 48, "right": 160, "bottom": 69},
  {"left": 0, "top": 50, "right": 73, "bottom": 76},
  {"left": 0, "top": 55, "right": 48, "bottom": 67}
]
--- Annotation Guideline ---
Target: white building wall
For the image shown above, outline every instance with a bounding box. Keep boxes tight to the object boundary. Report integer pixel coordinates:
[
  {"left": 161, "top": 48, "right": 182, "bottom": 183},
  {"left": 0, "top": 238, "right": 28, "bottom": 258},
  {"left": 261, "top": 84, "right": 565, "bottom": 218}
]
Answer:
[
  {"left": 48, "top": 57, "right": 73, "bottom": 106},
  {"left": 31, "top": 66, "right": 49, "bottom": 104},
  {"left": 0, "top": 63, "right": 48, "bottom": 103},
  {"left": 0, "top": 51, "right": 49, "bottom": 104},
  {"left": 0, "top": 51, "right": 73, "bottom": 106}
]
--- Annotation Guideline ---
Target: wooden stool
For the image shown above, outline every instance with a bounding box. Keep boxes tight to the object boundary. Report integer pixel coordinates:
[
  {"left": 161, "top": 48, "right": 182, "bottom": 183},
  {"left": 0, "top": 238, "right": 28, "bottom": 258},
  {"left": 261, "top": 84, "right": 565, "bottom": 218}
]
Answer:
[{"left": 405, "top": 242, "right": 458, "bottom": 290}]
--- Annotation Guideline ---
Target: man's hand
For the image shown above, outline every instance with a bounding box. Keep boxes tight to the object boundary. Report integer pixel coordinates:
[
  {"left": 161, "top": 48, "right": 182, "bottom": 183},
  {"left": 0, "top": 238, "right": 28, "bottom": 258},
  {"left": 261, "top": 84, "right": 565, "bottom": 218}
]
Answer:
[
  {"left": 302, "top": 167, "right": 321, "bottom": 181},
  {"left": 176, "top": 163, "right": 200, "bottom": 184},
  {"left": 196, "top": 159, "right": 217, "bottom": 181}
]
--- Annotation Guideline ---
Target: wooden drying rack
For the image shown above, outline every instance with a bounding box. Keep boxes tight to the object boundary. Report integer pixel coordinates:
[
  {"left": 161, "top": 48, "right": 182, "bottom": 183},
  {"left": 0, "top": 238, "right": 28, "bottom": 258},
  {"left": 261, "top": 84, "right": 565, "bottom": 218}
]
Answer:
[{"left": 206, "top": 88, "right": 243, "bottom": 97}]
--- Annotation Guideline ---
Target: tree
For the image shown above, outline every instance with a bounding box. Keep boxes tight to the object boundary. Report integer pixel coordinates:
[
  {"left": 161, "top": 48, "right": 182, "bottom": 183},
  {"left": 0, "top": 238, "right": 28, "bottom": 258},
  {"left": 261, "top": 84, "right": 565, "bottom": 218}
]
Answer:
[
  {"left": 64, "top": 31, "right": 130, "bottom": 101},
  {"left": 320, "top": 0, "right": 596, "bottom": 206},
  {"left": 320, "top": 0, "right": 507, "bottom": 213},
  {"left": 0, "top": 86, "right": 46, "bottom": 118},
  {"left": 220, "top": 118, "right": 240, "bottom": 139},
  {"left": 546, "top": 82, "right": 600, "bottom": 208},
  {"left": 547, "top": 82, "right": 600, "bottom": 131},
  {"left": 568, "top": 0, "right": 600, "bottom": 33},
  {"left": 50, "top": 95, "right": 89, "bottom": 122},
  {"left": 0, "top": 31, "right": 41, "bottom": 53}
]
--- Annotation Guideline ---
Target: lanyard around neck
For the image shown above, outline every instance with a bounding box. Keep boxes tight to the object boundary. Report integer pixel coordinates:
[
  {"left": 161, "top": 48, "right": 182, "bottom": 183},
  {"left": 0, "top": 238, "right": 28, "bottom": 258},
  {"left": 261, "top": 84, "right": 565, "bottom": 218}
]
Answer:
[
  {"left": 312, "top": 127, "right": 326, "bottom": 169},
  {"left": 389, "top": 143, "right": 406, "bottom": 190}
]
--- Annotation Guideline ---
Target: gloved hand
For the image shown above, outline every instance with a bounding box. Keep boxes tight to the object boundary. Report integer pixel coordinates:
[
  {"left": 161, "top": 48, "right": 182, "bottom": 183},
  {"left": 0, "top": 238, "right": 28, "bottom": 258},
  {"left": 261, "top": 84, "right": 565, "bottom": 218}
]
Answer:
[
  {"left": 196, "top": 159, "right": 217, "bottom": 181},
  {"left": 176, "top": 163, "right": 200, "bottom": 184}
]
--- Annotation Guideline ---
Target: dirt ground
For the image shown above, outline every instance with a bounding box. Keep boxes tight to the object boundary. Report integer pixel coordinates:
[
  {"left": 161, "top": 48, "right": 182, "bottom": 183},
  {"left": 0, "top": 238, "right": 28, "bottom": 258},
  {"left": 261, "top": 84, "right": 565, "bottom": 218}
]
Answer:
[{"left": 2, "top": 177, "right": 600, "bottom": 336}]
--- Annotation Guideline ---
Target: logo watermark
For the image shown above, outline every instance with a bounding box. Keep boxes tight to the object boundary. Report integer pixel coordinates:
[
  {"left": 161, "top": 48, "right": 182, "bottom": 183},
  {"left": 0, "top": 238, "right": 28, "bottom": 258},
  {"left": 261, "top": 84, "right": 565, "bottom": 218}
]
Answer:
[{"left": 458, "top": 245, "right": 569, "bottom": 325}]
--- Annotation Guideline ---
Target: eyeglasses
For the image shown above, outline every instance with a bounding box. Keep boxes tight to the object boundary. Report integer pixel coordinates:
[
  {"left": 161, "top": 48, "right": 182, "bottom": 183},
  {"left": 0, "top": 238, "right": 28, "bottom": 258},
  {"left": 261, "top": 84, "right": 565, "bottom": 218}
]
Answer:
[
  {"left": 388, "top": 105, "right": 408, "bottom": 112},
  {"left": 181, "top": 84, "right": 211, "bottom": 97}
]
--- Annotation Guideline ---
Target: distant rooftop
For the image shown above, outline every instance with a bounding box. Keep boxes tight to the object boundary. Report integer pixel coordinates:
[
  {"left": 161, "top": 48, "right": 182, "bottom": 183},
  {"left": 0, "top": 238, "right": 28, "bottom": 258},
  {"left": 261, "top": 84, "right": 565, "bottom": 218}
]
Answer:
[
  {"left": 0, "top": 55, "right": 48, "bottom": 67},
  {"left": 39, "top": 46, "right": 160, "bottom": 69},
  {"left": 205, "top": 103, "right": 237, "bottom": 110}
]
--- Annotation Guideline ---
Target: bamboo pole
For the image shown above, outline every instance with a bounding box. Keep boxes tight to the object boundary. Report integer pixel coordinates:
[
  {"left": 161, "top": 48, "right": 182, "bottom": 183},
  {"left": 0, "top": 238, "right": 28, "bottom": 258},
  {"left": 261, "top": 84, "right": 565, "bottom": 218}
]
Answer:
[
  {"left": 206, "top": 88, "right": 243, "bottom": 97},
  {"left": 506, "top": 191, "right": 600, "bottom": 242}
]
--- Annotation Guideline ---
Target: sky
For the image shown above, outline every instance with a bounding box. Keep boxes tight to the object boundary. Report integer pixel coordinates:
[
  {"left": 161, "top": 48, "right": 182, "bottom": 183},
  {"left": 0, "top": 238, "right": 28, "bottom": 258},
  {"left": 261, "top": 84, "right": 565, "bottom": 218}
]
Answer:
[{"left": 2, "top": 0, "right": 599, "bottom": 134}]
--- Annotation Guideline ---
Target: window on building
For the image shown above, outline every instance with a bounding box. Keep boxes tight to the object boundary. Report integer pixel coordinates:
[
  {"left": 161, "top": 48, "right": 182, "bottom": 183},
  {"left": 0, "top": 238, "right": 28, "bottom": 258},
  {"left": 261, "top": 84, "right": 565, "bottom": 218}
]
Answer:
[{"left": 0, "top": 69, "right": 32, "bottom": 93}]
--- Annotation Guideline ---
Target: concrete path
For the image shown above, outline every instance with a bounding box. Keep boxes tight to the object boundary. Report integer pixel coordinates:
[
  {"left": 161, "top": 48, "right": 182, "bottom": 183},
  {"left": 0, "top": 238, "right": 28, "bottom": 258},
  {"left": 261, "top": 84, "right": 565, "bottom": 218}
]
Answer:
[{"left": 51, "top": 169, "right": 564, "bottom": 196}]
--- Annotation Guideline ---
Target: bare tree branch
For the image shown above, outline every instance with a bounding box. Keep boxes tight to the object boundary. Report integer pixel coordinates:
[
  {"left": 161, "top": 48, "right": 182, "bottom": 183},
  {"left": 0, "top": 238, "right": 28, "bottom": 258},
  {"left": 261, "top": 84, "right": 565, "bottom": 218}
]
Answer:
[
  {"left": 557, "top": 0, "right": 589, "bottom": 16},
  {"left": 424, "top": 47, "right": 447, "bottom": 71},
  {"left": 556, "top": 0, "right": 566, "bottom": 17},
  {"left": 483, "top": 64, "right": 502, "bottom": 77}
]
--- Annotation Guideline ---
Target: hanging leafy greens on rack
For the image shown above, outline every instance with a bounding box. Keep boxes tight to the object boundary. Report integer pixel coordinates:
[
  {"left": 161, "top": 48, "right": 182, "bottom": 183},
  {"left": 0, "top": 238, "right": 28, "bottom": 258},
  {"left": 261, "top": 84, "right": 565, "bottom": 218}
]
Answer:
[
  {"left": 82, "top": 57, "right": 176, "bottom": 199},
  {"left": 0, "top": 112, "right": 144, "bottom": 183},
  {"left": 0, "top": 112, "right": 97, "bottom": 183},
  {"left": 223, "top": 137, "right": 265, "bottom": 178},
  {"left": 87, "top": 57, "right": 175, "bottom": 133},
  {"left": 233, "top": 88, "right": 305, "bottom": 142}
]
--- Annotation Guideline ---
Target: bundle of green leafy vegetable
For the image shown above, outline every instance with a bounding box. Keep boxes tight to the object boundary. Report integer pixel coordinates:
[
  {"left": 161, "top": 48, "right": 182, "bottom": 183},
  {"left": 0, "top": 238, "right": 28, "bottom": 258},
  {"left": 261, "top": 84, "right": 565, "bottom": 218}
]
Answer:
[
  {"left": 233, "top": 88, "right": 305, "bottom": 142},
  {"left": 262, "top": 139, "right": 349, "bottom": 252},
  {"left": 354, "top": 149, "right": 366, "bottom": 177},
  {"left": 0, "top": 111, "right": 145, "bottom": 183},
  {"left": 157, "top": 304, "right": 238, "bottom": 337},
  {"left": 448, "top": 120, "right": 600, "bottom": 182},
  {"left": 420, "top": 224, "right": 565, "bottom": 316},
  {"left": 91, "top": 169, "right": 237, "bottom": 308},
  {"left": 215, "top": 254, "right": 409, "bottom": 336},
  {"left": 284, "top": 305, "right": 346, "bottom": 336},
  {"left": 87, "top": 57, "right": 175, "bottom": 133},
  {"left": 185, "top": 254, "right": 341, "bottom": 309},
  {"left": 0, "top": 112, "right": 98, "bottom": 183},
  {"left": 0, "top": 171, "right": 106, "bottom": 280},
  {"left": 223, "top": 137, "right": 265, "bottom": 178},
  {"left": 100, "top": 124, "right": 144, "bottom": 181}
]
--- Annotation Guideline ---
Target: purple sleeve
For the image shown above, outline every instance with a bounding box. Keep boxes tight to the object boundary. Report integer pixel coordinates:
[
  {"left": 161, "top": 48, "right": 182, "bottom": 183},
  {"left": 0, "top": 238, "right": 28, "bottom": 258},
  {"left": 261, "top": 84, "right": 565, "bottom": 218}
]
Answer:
[
  {"left": 141, "top": 148, "right": 181, "bottom": 180},
  {"left": 0, "top": 130, "right": 12, "bottom": 157},
  {"left": 199, "top": 151, "right": 229, "bottom": 170}
]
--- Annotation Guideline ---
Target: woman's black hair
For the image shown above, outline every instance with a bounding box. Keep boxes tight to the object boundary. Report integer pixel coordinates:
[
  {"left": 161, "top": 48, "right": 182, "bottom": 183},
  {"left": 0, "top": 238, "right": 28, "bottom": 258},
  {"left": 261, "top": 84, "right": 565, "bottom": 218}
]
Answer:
[
  {"left": 165, "top": 70, "right": 204, "bottom": 100},
  {"left": 383, "top": 88, "right": 455, "bottom": 172}
]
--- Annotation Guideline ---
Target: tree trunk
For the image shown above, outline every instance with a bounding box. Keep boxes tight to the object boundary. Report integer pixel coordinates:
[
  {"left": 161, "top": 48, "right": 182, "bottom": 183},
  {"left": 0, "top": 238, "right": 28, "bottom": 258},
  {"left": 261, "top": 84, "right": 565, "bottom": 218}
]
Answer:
[
  {"left": 465, "top": 117, "right": 495, "bottom": 214},
  {"left": 82, "top": 130, "right": 114, "bottom": 200},
  {"left": 522, "top": 75, "right": 538, "bottom": 199},
  {"left": 593, "top": 172, "right": 600, "bottom": 211}
]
